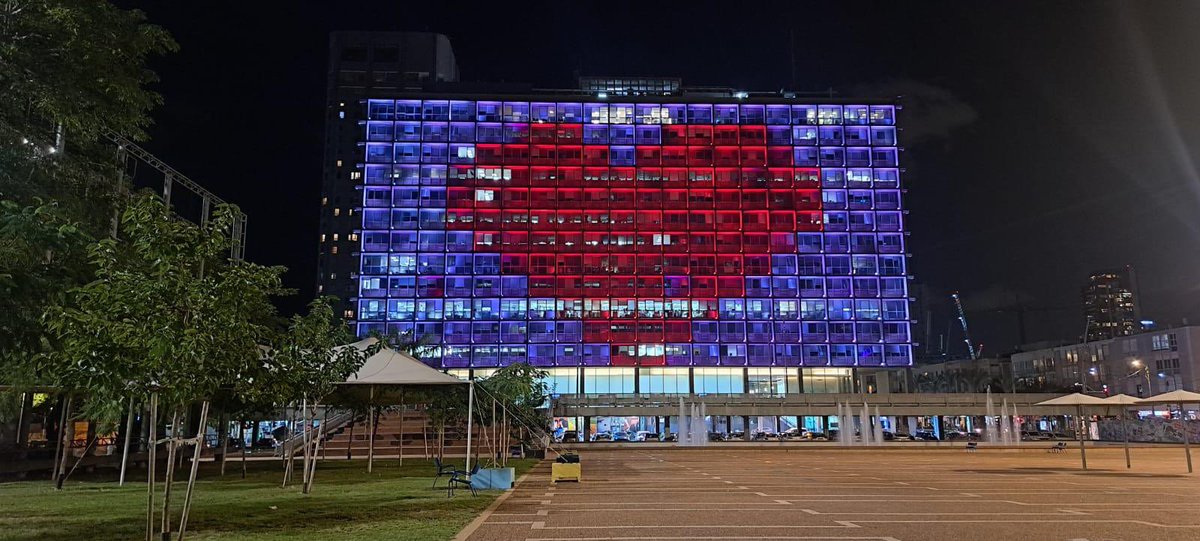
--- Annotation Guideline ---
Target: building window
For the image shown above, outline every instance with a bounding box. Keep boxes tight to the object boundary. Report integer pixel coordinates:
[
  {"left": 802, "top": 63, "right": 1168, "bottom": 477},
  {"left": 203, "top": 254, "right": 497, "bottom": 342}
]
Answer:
[
  {"left": 693, "top": 368, "right": 745, "bottom": 394},
  {"left": 583, "top": 368, "right": 635, "bottom": 394},
  {"left": 638, "top": 368, "right": 690, "bottom": 394},
  {"left": 1151, "top": 333, "right": 1177, "bottom": 351}
]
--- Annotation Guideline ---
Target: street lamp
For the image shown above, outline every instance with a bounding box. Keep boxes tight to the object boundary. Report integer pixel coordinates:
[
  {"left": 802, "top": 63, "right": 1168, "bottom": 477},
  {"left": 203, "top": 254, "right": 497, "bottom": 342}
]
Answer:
[{"left": 1129, "top": 360, "right": 1153, "bottom": 397}]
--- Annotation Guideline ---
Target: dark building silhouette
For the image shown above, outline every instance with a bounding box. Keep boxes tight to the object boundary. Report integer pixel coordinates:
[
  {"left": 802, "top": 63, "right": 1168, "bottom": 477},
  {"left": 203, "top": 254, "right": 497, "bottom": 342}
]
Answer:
[
  {"left": 1082, "top": 265, "right": 1140, "bottom": 342},
  {"left": 318, "top": 32, "right": 459, "bottom": 318}
]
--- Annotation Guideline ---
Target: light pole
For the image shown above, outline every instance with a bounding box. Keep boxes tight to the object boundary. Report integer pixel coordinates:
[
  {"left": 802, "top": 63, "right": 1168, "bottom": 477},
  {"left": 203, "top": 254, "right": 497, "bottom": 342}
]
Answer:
[{"left": 1129, "top": 360, "right": 1152, "bottom": 397}]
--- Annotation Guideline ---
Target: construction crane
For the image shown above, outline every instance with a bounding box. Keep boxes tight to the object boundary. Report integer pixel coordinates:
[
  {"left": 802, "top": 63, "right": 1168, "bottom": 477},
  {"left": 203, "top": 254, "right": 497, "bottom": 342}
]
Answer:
[{"left": 951, "top": 293, "right": 978, "bottom": 360}]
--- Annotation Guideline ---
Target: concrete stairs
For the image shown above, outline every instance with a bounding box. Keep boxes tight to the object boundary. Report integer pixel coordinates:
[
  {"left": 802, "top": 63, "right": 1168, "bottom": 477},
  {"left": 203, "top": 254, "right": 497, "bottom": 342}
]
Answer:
[{"left": 320, "top": 409, "right": 484, "bottom": 459}]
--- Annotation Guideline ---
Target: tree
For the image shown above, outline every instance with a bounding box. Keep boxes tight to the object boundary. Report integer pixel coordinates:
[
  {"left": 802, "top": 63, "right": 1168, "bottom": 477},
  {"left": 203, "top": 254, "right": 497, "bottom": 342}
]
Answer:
[
  {"left": 47, "top": 193, "right": 284, "bottom": 540},
  {"left": 1, "top": 0, "right": 176, "bottom": 232},
  {"left": 1, "top": 0, "right": 175, "bottom": 451},
  {"left": 475, "top": 364, "right": 549, "bottom": 467},
  {"left": 267, "top": 297, "right": 379, "bottom": 493}
]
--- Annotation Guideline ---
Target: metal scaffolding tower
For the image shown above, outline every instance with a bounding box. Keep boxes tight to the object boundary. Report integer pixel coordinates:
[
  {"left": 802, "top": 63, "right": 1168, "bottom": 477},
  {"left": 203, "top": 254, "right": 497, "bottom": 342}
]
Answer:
[{"left": 104, "top": 131, "right": 247, "bottom": 261}]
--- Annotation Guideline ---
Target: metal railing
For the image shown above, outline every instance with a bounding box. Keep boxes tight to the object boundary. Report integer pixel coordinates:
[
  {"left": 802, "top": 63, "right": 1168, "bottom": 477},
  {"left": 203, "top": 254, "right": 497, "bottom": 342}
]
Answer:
[{"left": 275, "top": 410, "right": 357, "bottom": 458}]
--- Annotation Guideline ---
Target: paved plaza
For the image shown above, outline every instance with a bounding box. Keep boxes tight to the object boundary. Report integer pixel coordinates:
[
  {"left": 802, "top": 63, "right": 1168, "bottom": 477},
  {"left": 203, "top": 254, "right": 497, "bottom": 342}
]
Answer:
[{"left": 461, "top": 447, "right": 1200, "bottom": 541}]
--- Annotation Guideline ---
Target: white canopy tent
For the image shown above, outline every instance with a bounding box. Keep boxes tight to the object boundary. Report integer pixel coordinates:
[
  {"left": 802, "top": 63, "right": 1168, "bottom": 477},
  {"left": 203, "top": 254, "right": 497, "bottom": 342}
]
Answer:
[
  {"left": 1137, "top": 390, "right": 1200, "bottom": 473},
  {"left": 1034, "top": 393, "right": 1109, "bottom": 470},
  {"left": 337, "top": 338, "right": 475, "bottom": 473}
]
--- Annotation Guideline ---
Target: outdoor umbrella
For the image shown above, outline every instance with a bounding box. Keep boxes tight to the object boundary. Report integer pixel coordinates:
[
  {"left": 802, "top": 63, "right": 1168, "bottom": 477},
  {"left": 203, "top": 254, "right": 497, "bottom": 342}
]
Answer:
[
  {"left": 1101, "top": 394, "right": 1141, "bottom": 469},
  {"left": 1136, "top": 390, "right": 1200, "bottom": 473},
  {"left": 1035, "top": 393, "right": 1109, "bottom": 470}
]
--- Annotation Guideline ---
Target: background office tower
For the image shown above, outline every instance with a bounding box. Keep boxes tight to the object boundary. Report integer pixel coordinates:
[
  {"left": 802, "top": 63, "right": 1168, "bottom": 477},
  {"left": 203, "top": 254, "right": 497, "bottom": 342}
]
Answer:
[
  {"left": 319, "top": 32, "right": 459, "bottom": 318},
  {"left": 1082, "top": 265, "right": 1141, "bottom": 342},
  {"left": 350, "top": 75, "right": 914, "bottom": 395}
]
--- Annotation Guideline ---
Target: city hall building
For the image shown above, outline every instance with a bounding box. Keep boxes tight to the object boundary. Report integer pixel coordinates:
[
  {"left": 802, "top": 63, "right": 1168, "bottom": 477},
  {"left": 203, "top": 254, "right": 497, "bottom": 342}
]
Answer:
[
  {"left": 352, "top": 88, "right": 910, "bottom": 397},
  {"left": 322, "top": 34, "right": 914, "bottom": 436}
]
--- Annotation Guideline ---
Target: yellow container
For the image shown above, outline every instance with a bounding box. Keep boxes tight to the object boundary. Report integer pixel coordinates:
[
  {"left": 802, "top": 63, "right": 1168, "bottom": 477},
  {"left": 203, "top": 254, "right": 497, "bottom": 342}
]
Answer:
[{"left": 551, "top": 462, "right": 581, "bottom": 483}]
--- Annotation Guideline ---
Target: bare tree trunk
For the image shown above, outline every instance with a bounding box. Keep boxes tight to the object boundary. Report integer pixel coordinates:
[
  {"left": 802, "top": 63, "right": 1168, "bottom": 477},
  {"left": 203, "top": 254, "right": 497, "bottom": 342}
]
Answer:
[
  {"left": 160, "top": 408, "right": 181, "bottom": 540},
  {"left": 438, "top": 422, "right": 445, "bottom": 460},
  {"left": 397, "top": 400, "right": 404, "bottom": 466},
  {"left": 300, "top": 399, "right": 311, "bottom": 488},
  {"left": 502, "top": 409, "right": 509, "bottom": 468},
  {"left": 176, "top": 400, "right": 210, "bottom": 540},
  {"left": 302, "top": 402, "right": 323, "bottom": 494},
  {"left": 240, "top": 419, "right": 247, "bottom": 479},
  {"left": 320, "top": 406, "right": 329, "bottom": 461},
  {"left": 218, "top": 408, "right": 229, "bottom": 476},
  {"left": 120, "top": 397, "right": 136, "bottom": 486},
  {"left": 282, "top": 404, "right": 295, "bottom": 488},
  {"left": 53, "top": 396, "right": 74, "bottom": 490},
  {"left": 367, "top": 405, "right": 377, "bottom": 473},
  {"left": 145, "top": 393, "right": 158, "bottom": 541},
  {"left": 345, "top": 420, "right": 354, "bottom": 460}
]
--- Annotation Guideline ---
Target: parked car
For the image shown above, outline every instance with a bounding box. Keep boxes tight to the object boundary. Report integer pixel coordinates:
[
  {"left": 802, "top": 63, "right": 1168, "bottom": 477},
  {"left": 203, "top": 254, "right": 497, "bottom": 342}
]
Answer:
[
  {"left": 780, "top": 427, "right": 805, "bottom": 439},
  {"left": 558, "top": 430, "right": 580, "bottom": 443},
  {"left": 751, "top": 431, "right": 777, "bottom": 441},
  {"left": 590, "top": 433, "right": 613, "bottom": 442},
  {"left": 826, "top": 429, "right": 839, "bottom": 441},
  {"left": 889, "top": 432, "right": 916, "bottom": 442},
  {"left": 707, "top": 432, "right": 727, "bottom": 442},
  {"left": 913, "top": 430, "right": 939, "bottom": 441},
  {"left": 801, "top": 431, "right": 828, "bottom": 441},
  {"left": 944, "top": 430, "right": 980, "bottom": 441},
  {"left": 661, "top": 432, "right": 678, "bottom": 442},
  {"left": 632, "top": 431, "right": 658, "bottom": 442},
  {"left": 613, "top": 432, "right": 631, "bottom": 442},
  {"left": 1022, "top": 431, "right": 1051, "bottom": 441},
  {"left": 728, "top": 431, "right": 746, "bottom": 440}
]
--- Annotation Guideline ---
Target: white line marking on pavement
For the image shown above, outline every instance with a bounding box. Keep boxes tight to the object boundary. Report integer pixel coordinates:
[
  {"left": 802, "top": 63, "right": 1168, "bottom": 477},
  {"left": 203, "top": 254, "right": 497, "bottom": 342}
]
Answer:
[
  {"left": 524, "top": 537, "right": 903, "bottom": 540},
  {"left": 525, "top": 524, "right": 864, "bottom": 531}
]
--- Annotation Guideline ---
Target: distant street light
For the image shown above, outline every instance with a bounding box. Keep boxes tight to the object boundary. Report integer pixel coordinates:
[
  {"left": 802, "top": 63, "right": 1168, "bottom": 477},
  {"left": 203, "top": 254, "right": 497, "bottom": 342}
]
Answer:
[{"left": 1129, "top": 359, "right": 1153, "bottom": 397}]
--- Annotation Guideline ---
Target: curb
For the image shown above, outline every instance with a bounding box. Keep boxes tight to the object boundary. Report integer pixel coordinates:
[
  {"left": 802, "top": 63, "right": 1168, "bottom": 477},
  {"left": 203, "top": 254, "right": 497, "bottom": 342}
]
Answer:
[{"left": 452, "top": 461, "right": 543, "bottom": 541}]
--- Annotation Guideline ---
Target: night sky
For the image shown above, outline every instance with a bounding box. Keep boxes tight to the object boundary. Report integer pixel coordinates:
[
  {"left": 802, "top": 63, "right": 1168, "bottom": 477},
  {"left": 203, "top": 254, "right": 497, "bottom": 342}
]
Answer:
[{"left": 122, "top": 1, "right": 1200, "bottom": 358}]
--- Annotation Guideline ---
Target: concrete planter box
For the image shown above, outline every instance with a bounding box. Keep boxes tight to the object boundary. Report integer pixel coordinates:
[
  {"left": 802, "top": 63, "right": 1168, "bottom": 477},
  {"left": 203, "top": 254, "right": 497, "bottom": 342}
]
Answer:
[
  {"left": 471, "top": 467, "right": 515, "bottom": 490},
  {"left": 551, "top": 462, "right": 581, "bottom": 483}
]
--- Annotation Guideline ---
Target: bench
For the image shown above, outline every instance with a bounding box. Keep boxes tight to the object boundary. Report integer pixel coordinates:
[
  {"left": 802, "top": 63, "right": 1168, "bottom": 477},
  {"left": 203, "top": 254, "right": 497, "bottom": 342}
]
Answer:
[
  {"left": 965, "top": 442, "right": 978, "bottom": 452},
  {"left": 1048, "top": 442, "right": 1067, "bottom": 453}
]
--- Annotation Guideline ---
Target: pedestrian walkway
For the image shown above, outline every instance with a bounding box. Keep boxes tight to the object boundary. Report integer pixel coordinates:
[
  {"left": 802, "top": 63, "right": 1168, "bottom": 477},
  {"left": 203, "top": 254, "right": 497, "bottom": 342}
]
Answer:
[{"left": 462, "top": 447, "right": 1200, "bottom": 541}]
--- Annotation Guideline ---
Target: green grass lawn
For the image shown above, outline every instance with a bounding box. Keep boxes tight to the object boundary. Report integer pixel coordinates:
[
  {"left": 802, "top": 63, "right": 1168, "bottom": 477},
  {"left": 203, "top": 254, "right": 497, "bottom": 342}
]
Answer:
[{"left": 0, "top": 458, "right": 537, "bottom": 541}]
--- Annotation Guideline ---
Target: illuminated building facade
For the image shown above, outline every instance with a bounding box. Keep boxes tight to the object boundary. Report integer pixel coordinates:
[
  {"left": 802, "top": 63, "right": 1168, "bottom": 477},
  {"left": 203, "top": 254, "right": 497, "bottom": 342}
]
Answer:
[{"left": 354, "top": 87, "right": 912, "bottom": 396}]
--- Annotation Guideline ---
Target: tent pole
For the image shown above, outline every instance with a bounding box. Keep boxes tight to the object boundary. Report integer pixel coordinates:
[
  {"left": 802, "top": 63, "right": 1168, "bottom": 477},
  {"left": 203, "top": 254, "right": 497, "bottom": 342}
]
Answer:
[
  {"left": 1122, "top": 407, "right": 1131, "bottom": 469},
  {"left": 1077, "top": 405, "right": 1087, "bottom": 471},
  {"left": 466, "top": 381, "right": 475, "bottom": 473},
  {"left": 1181, "top": 401, "right": 1192, "bottom": 473}
]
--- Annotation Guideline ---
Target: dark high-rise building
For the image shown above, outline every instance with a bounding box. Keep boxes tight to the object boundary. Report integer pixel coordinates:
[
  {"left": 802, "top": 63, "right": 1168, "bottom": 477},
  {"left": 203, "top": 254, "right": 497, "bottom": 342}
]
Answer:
[
  {"left": 319, "top": 32, "right": 459, "bottom": 318},
  {"left": 1083, "top": 266, "right": 1140, "bottom": 341},
  {"left": 349, "top": 76, "right": 915, "bottom": 404}
]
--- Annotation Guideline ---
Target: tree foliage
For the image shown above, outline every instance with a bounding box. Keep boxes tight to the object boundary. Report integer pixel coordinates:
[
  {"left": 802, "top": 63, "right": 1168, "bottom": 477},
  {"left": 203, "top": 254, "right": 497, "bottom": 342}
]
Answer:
[
  {"left": 0, "top": 1, "right": 176, "bottom": 394},
  {"left": 0, "top": 0, "right": 177, "bottom": 144},
  {"left": 266, "top": 297, "right": 380, "bottom": 407},
  {"left": 46, "top": 193, "right": 285, "bottom": 419},
  {"left": 0, "top": 200, "right": 93, "bottom": 386}
]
